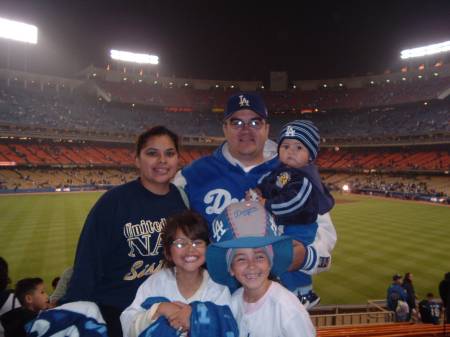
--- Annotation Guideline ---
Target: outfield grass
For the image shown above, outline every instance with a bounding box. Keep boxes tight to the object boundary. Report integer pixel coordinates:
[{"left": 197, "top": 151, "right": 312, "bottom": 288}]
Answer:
[
  {"left": 1, "top": 192, "right": 449, "bottom": 304},
  {"left": 315, "top": 193, "right": 450, "bottom": 304}
]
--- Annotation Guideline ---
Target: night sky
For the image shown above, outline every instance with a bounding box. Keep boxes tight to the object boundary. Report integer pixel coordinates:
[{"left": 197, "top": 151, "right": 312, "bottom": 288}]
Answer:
[{"left": 1, "top": 0, "right": 450, "bottom": 81}]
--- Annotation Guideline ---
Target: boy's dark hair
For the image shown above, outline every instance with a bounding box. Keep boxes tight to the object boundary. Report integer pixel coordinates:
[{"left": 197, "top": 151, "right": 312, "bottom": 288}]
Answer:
[
  {"left": 163, "top": 210, "right": 209, "bottom": 268},
  {"left": 135, "top": 126, "right": 179, "bottom": 157},
  {"left": 15, "top": 277, "right": 43, "bottom": 306},
  {"left": 0, "top": 257, "right": 9, "bottom": 291}
]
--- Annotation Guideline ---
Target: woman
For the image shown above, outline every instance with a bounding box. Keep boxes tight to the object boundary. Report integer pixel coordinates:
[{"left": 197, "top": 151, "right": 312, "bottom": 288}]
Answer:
[
  {"left": 61, "top": 126, "right": 187, "bottom": 337},
  {"left": 402, "top": 272, "right": 417, "bottom": 321}
]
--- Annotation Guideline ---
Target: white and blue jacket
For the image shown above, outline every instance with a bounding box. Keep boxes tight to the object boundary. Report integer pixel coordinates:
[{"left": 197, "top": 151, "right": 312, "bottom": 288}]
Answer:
[{"left": 176, "top": 142, "right": 279, "bottom": 227}]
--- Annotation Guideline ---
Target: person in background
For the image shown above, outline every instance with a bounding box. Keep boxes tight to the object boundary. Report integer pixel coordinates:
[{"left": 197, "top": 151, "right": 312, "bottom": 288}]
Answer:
[
  {"left": 439, "top": 272, "right": 450, "bottom": 324},
  {"left": 386, "top": 274, "right": 409, "bottom": 322},
  {"left": 51, "top": 277, "right": 60, "bottom": 291},
  {"left": 0, "top": 257, "right": 21, "bottom": 337},
  {"left": 419, "top": 292, "right": 441, "bottom": 324},
  {"left": 61, "top": 126, "right": 187, "bottom": 337},
  {"left": 402, "top": 272, "right": 417, "bottom": 321},
  {"left": 0, "top": 278, "right": 49, "bottom": 337},
  {"left": 49, "top": 267, "right": 73, "bottom": 307}
]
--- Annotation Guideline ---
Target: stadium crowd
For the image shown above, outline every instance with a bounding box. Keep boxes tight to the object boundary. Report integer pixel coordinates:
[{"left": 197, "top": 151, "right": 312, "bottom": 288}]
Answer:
[
  {"left": 347, "top": 176, "right": 448, "bottom": 201},
  {"left": 1, "top": 79, "right": 449, "bottom": 139},
  {"left": 96, "top": 75, "right": 450, "bottom": 112}
]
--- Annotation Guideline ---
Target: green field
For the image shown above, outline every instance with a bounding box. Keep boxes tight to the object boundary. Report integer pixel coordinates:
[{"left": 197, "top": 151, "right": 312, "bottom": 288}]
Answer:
[{"left": 1, "top": 192, "right": 449, "bottom": 305}]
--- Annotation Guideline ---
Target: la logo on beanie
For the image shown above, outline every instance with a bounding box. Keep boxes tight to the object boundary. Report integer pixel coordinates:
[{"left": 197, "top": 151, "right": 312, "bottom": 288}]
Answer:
[
  {"left": 285, "top": 125, "right": 296, "bottom": 137},
  {"left": 238, "top": 95, "right": 250, "bottom": 107}
]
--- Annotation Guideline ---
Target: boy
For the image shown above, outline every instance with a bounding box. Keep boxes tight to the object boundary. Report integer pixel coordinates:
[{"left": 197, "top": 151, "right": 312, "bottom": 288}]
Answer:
[
  {"left": 206, "top": 201, "right": 315, "bottom": 337},
  {"left": 0, "top": 277, "right": 49, "bottom": 337},
  {"left": 249, "top": 120, "right": 334, "bottom": 308},
  {"left": 419, "top": 293, "right": 441, "bottom": 324}
]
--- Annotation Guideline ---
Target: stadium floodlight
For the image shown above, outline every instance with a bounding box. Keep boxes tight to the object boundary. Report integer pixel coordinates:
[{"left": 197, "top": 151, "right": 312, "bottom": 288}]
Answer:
[
  {"left": 0, "top": 17, "right": 38, "bottom": 44},
  {"left": 110, "top": 49, "right": 159, "bottom": 65},
  {"left": 400, "top": 40, "right": 450, "bottom": 59}
]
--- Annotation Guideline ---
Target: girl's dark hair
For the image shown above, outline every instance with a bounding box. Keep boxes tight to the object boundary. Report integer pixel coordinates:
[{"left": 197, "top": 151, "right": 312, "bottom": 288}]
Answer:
[
  {"left": 135, "top": 125, "right": 179, "bottom": 157},
  {"left": 163, "top": 210, "right": 210, "bottom": 268},
  {"left": 0, "top": 257, "right": 9, "bottom": 291}
]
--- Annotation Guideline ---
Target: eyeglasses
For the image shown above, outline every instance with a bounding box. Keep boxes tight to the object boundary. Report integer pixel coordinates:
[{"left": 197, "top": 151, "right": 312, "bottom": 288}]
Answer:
[
  {"left": 171, "top": 238, "right": 207, "bottom": 249},
  {"left": 227, "top": 118, "right": 265, "bottom": 130}
]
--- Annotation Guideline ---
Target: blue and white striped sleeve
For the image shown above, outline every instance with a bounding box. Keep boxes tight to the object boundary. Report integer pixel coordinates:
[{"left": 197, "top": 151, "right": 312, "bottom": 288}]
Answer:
[{"left": 265, "top": 177, "right": 313, "bottom": 217}]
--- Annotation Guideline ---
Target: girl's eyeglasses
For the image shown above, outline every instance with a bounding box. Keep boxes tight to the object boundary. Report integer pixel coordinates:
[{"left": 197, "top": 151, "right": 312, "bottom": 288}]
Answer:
[{"left": 171, "top": 238, "right": 206, "bottom": 249}]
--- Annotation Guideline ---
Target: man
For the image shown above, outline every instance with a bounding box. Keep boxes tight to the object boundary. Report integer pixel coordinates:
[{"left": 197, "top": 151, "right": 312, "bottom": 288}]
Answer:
[
  {"left": 439, "top": 272, "right": 450, "bottom": 324},
  {"left": 175, "top": 92, "right": 337, "bottom": 309},
  {"left": 386, "top": 274, "right": 409, "bottom": 322}
]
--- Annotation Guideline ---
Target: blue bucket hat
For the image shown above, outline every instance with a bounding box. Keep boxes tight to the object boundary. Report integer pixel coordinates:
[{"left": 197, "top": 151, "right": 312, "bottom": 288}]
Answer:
[
  {"left": 224, "top": 92, "right": 268, "bottom": 120},
  {"left": 206, "top": 201, "right": 293, "bottom": 289},
  {"left": 278, "top": 120, "right": 320, "bottom": 161}
]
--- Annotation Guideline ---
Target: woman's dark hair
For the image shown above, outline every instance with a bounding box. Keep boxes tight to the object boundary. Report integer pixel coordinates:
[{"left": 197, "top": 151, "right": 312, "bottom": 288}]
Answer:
[
  {"left": 403, "top": 272, "right": 412, "bottom": 284},
  {"left": 135, "top": 125, "right": 179, "bottom": 157},
  {"left": 162, "top": 210, "right": 210, "bottom": 268},
  {"left": 0, "top": 257, "right": 10, "bottom": 291}
]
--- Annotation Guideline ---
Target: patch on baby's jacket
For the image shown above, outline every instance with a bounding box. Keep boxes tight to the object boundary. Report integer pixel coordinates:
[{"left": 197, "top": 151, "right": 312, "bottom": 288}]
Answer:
[{"left": 276, "top": 171, "right": 291, "bottom": 188}]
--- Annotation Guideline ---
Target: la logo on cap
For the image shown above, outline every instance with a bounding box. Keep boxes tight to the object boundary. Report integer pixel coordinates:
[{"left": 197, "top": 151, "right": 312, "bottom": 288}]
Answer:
[{"left": 238, "top": 95, "right": 250, "bottom": 107}]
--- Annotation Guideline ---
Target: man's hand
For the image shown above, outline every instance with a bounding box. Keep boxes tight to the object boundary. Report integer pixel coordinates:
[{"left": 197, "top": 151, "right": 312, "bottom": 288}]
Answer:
[{"left": 288, "top": 240, "right": 306, "bottom": 271}]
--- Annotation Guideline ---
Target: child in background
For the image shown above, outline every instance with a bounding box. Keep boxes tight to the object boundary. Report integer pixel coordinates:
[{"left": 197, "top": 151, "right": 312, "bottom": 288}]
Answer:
[
  {"left": 0, "top": 257, "right": 21, "bottom": 337},
  {"left": 247, "top": 120, "right": 334, "bottom": 309},
  {"left": 206, "top": 201, "right": 315, "bottom": 337},
  {"left": 0, "top": 277, "right": 49, "bottom": 337},
  {"left": 121, "top": 210, "right": 237, "bottom": 337}
]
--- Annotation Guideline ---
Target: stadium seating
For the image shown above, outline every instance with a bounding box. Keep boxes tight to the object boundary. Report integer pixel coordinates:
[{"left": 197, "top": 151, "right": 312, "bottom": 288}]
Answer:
[
  {"left": 2, "top": 79, "right": 450, "bottom": 139},
  {"left": 96, "top": 76, "right": 450, "bottom": 111},
  {"left": 0, "top": 168, "right": 137, "bottom": 190},
  {"left": 0, "top": 71, "right": 448, "bottom": 201}
]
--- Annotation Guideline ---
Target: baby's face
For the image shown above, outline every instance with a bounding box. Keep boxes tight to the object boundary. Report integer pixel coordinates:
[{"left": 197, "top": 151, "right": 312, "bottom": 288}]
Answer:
[{"left": 279, "top": 138, "right": 310, "bottom": 168}]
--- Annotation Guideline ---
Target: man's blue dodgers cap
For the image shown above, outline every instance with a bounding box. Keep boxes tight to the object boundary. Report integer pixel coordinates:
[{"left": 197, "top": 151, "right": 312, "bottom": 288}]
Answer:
[{"left": 224, "top": 92, "right": 268, "bottom": 120}]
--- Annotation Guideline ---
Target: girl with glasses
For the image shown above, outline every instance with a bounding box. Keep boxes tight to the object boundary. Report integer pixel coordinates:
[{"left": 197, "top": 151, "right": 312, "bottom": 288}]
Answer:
[{"left": 120, "top": 210, "right": 238, "bottom": 337}]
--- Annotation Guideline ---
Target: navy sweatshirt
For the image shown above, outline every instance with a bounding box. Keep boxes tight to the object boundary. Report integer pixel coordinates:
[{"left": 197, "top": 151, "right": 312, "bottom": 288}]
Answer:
[{"left": 61, "top": 179, "right": 187, "bottom": 311}]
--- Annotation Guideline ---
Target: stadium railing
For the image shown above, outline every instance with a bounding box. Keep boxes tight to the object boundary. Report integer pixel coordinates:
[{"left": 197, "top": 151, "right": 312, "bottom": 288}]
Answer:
[{"left": 310, "top": 300, "right": 394, "bottom": 327}]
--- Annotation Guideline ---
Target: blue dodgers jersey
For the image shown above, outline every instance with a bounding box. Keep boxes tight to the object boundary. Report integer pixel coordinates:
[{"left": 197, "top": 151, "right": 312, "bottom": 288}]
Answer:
[{"left": 181, "top": 143, "right": 279, "bottom": 227}]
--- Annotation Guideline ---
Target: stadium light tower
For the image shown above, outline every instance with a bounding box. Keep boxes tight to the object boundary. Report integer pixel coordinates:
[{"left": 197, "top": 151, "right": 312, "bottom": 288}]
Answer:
[
  {"left": 108, "top": 49, "right": 159, "bottom": 82},
  {"left": 400, "top": 40, "right": 450, "bottom": 59},
  {"left": 0, "top": 17, "right": 38, "bottom": 44},
  {"left": 109, "top": 49, "right": 158, "bottom": 65}
]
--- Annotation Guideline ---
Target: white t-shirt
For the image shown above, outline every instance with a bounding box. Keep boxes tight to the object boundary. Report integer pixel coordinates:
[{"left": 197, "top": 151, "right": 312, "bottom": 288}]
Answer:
[
  {"left": 231, "top": 281, "right": 315, "bottom": 337},
  {"left": 120, "top": 268, "right": 231, "bottom": 337}
]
